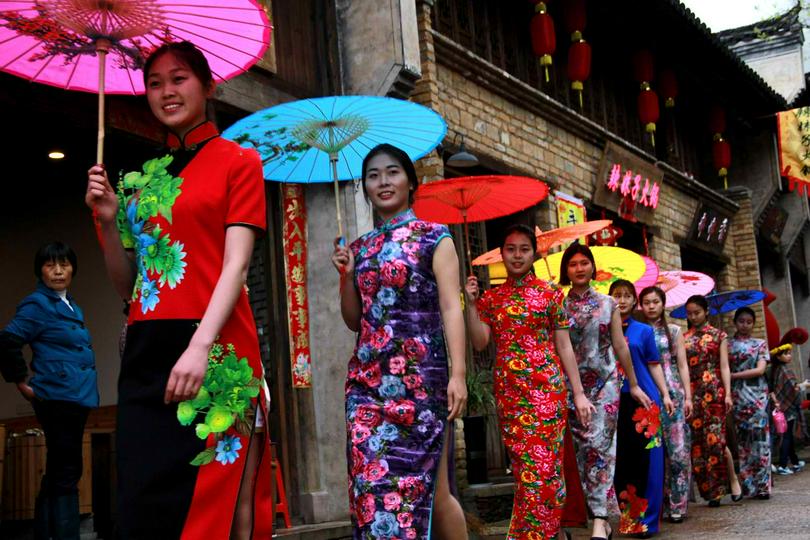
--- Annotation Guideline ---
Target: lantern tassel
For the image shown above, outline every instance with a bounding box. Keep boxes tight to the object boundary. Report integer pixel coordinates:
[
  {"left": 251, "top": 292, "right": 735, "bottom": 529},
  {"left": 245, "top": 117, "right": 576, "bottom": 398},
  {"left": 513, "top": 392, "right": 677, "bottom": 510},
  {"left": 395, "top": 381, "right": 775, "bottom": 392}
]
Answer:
[
  {"left": 544, "top": 65, "right": 550, "bottom": 83},
  {"left": 578, "top": 89, "right": 583, "bottom": 109},
  {"left": 650, "top": 132, "right": 655, "bottom": 149}
]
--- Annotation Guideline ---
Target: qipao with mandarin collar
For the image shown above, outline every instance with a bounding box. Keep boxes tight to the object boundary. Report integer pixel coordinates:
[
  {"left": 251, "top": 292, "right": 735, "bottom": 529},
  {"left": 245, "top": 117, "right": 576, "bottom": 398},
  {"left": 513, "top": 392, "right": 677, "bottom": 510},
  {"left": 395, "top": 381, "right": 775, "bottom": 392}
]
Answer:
[
  {"left": 564, "top": 287, "right": 621, "bottom": 519},
  {"left": 684, "top": 323, "right": 728, "bottom": 502},
  {"left": 652, "top": 321, "right": 692, "bottom": 517},
  {"left": 347, "top": 209, "right": 452, "bottom": 540},
  {"left": 477, "top": 272, "right": 569, "bottom": 539},
  {"left": 728, "top": 334, "right": 771, "bottom": 497},
  {"left": 114, "top": 121, "right": 272, "bottom": 539}
]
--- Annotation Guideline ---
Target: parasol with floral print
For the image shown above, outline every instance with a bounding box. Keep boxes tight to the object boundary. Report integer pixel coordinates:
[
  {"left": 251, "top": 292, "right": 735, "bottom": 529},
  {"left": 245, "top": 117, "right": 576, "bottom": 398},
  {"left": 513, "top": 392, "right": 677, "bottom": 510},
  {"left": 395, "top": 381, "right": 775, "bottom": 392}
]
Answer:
[{"left": 0, "top": 0, "right": 271, "bottom": 162}]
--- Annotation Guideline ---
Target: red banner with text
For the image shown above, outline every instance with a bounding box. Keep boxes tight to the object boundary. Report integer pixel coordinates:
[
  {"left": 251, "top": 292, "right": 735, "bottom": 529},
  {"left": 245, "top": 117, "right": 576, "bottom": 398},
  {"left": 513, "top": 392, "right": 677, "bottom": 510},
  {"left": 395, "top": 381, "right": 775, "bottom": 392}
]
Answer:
[{"left": 282, "top": 184, "right": 312, "bottom": 388}]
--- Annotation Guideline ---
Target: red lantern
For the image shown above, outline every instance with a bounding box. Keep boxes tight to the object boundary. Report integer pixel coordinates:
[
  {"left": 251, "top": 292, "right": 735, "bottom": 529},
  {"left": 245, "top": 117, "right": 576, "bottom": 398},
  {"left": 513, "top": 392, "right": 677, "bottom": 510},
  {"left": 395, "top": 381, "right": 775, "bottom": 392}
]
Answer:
[
  {"left": 638, "top": 86, "right": 660, "bottom": 145},
  {"left": 563, "top": 0, "right": 587, "bottom": 38},
  {"left": 709, "top": 106, "right": 726, "bottom": 136},
  {"left": 568, "top": 40, "right": 591, "bottom": 107},
  {"left": 632, "top": 50, "right": 655, "bottom": 85},
  {"left": 713, "top": 137, "right": 731, "bottom": 188},
  {"left": 659, "top": 69, "right": 678, "bottom": 108},
  {"left": 530, "top": 2, "right": 556, "bottom": 82}
]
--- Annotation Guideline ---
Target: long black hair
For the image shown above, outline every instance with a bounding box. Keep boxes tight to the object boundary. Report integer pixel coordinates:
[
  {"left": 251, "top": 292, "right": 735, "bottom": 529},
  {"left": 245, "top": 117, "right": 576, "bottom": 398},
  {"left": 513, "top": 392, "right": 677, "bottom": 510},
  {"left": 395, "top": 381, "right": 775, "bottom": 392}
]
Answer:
[
  {"left": 361, "top": 143, "right": 419, "bottom": 204},
  {"left": 639, "top": 286, "right": 674, "bottom": 355},
  {"left": 559, "top": 242, "right": 596, "bottom": 285},
  {"left": 685, "top": 294, "right": 709, "bottom": 329}
]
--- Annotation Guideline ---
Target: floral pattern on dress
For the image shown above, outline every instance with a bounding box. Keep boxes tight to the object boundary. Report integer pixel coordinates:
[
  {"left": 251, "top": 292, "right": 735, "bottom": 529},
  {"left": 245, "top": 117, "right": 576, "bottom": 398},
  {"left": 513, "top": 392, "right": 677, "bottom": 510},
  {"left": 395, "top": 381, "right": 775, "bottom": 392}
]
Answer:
[
  {"left": 685, "top": 324, "right": 728, "bottom": 501},
  {"left": 618, "top": 485, "right": 649, "bottom": 535},
  {"left": 729, "top": 335, "right": 771, "bottom": 497},
  {"left": 346, "top": 209, "right": 451, "bottom": 540},
  {"left": 176, "top": 340, "right": 262, "bottom": 467},
  {"left": 478, "top": 273, "right": 568, "bottom": 539},
  {"left": 564, "top": 288, "right": 620, "bottom": 519},
  {"left": 117, "top": 155, "right": 187, "bottom": 313},
  {"left": 652, "top": 322, "right": 691, "bottom": 516}
]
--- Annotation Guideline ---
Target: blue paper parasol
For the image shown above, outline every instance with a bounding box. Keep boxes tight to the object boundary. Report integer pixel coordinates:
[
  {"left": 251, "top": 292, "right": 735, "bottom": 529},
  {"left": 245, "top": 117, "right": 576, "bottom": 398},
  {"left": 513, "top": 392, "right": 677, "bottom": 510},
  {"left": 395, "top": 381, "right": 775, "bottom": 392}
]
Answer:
[
  {"left": 669, "top": 289, "right": 767, "bottom": 319},
  {"left": 222, "top": 96, "right": 446, "bottom": 239}
]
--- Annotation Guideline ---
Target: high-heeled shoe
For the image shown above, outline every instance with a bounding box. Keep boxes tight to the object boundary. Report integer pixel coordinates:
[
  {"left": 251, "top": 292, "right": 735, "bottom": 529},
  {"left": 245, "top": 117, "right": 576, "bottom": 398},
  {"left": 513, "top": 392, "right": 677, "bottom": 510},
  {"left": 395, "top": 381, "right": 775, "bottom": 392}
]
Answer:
[
  {"left": 731, "top": 492, "right": 743, "bottom": 502},
  {"left": 590, "top": 523, "right": 613, "bottom": 540}
]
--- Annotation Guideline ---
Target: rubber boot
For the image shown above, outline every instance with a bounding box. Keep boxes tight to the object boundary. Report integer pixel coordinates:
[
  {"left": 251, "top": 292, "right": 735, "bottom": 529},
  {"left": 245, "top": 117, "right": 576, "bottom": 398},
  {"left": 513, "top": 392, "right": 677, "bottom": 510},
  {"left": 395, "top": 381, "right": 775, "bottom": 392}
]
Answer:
[
  {"left": 50, "top": 492, "right": 80, "bottom": 540},
  {"left": 33, "top": 490, "right": 51, "bottom": 540}
]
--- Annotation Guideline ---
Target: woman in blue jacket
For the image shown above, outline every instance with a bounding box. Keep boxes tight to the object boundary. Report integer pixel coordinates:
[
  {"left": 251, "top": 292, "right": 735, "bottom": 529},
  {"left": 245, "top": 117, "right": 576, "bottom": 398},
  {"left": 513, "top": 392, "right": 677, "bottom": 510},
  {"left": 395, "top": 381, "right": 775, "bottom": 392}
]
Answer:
[{"left": 0, "top": 241, "right": 98, "bottom": 540}]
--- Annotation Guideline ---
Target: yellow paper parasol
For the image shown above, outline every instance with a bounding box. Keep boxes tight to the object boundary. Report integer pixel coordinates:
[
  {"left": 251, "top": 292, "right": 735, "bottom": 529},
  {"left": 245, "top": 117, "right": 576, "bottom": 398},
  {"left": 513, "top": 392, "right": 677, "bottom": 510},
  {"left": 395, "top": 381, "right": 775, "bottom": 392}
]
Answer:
[{"left": 488, "top": 245, "right": 647, "bottom": 293}]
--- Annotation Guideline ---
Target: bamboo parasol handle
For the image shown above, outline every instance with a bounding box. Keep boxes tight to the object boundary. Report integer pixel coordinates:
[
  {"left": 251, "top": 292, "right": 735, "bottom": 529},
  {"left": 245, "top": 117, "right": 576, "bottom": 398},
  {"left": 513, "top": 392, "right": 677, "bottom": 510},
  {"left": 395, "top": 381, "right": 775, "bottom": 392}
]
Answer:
[{"left": 96, "top": 38, "right": 111, "bottom": 164}]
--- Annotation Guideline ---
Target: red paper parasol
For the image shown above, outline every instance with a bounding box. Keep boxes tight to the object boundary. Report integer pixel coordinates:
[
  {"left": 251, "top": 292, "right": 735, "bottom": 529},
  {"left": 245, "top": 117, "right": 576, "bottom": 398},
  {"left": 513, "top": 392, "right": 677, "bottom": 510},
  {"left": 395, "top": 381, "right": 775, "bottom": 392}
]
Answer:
[
  {"left": 656, "top": 270, "right": 715, "bottom": 308},
  {"left": 472, "top": 220, "right": 612, "bottom": 267},
  {"left": 413, "top": 175, "right": 549, "bottom": 272},
  {"left": 0, "top": 1, "right": 271, "bottom": 162}
]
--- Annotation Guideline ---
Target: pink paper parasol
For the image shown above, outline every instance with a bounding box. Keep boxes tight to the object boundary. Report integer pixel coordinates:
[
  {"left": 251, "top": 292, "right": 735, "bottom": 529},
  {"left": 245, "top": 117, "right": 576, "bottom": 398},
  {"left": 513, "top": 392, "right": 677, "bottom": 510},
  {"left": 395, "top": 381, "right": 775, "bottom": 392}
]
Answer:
[
  {"left": 636, "top": 256, "right": 660, "bottom": 294},
  {"left": 0, "top": 1, "right": 271, "bottom": 161},
  {"left": 657, "top": 270, "right": 715, "bottom": 308}
]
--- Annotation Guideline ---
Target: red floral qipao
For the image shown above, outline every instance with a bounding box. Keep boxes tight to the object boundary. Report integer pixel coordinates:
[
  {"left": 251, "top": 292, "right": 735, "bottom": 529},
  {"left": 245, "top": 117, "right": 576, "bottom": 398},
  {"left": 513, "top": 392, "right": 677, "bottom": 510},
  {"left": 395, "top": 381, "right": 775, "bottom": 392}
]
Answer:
[
  {"left": 115, "top": 122, "right": 272, "bottom": 539},
  {"left": 685, "top": 323, "right": 728, "bottom": 502},
  {"left": 478, "top": 273, "right": 569, "bottom": 539}
]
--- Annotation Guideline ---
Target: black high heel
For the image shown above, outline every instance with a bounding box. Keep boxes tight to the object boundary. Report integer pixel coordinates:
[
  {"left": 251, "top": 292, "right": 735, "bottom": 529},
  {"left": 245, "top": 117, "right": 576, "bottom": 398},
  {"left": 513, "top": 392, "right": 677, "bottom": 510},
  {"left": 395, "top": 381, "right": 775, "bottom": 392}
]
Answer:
[{"left": 731, "top": 492, "right": 743, "bottom": 502}]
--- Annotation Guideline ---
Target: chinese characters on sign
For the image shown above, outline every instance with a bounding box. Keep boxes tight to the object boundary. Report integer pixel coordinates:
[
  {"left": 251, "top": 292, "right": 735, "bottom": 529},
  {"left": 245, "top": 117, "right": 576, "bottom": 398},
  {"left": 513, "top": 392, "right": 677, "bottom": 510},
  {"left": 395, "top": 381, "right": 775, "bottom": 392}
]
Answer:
[
  {"left": 282, "top": 184, "right": 312, "bottom": 388},
  {"left": 593, "top": 142, "right": 663, "bottom": 226},
  {"left": 605, "top": 163, "right": 661, "bottom": 210},
  {"left": 555, "top": 191, "right": 588, "bottom": 246}
]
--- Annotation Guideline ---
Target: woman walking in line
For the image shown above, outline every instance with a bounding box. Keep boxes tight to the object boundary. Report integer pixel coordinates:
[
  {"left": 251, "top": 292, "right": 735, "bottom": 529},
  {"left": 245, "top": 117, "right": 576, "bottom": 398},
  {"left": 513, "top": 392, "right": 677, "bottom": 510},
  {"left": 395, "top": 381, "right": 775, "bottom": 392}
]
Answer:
[
  {"left": 331, "top": 143, "right": 468, "bottom": 539},
  {"left": 683, "top": 295, "right": 739, "bottom": 507},
  {"left": 638, "top": 286, "right": 692, "bottom": 523},
  {"left": 610, "top": 280, "right": 671, "bottom": 538},
  {"left": 465, "top": 224, "right": 594, "bottom": 540},
  {"left": 728, "top": 307, "right": 772, "bottom": 498},
  {"left": 86, "top": 41, "right": 272, "bottom": 538},
  {"left": 560, "top": 243, "right": 652, "bottom": 540}
]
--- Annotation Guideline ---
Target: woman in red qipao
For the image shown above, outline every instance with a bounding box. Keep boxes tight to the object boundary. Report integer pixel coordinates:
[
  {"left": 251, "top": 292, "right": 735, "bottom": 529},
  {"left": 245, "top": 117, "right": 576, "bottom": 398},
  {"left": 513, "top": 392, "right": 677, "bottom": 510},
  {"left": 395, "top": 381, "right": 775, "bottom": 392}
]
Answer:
[
  {"left": 465, "top": 224, "right": 594, "bottom": 540},
  {"left": 86, "top": 41, "right": 272, "bottom": 539}
]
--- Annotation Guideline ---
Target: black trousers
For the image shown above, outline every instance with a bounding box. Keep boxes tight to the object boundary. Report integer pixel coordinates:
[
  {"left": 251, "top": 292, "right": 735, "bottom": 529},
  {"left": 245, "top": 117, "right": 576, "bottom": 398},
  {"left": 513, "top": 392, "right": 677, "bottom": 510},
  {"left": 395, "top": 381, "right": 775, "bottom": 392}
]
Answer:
[
  {"left": 32, "top": 399, "right": 90, "bottom": 496},
  {"left": 780, "top": 418, "right": 800, "bottom": 468}
]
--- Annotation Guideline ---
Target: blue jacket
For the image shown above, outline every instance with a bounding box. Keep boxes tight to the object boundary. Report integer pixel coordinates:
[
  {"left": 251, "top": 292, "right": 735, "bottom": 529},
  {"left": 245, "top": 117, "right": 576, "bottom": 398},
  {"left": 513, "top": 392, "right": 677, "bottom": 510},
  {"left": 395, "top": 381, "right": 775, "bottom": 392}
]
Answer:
[{"left": 2, "top": 282, "right": 98, "bottom": 408}]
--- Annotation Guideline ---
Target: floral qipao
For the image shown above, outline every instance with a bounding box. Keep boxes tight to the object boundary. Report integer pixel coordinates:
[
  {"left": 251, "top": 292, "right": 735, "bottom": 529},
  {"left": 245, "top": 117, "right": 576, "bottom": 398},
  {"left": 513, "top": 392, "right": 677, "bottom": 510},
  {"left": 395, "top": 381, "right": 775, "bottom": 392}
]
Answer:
[
  {"left": 652, "top": 322, "right": 691, "bottom": 517},
  {"left": 564, "top": 288, "right": 621, "bottom": 519},
  {"left": 477, "top": 273, "right": 568, "bottom": 539},
  {"left": 114, "top": 122, "right": 272, "bottom": 539},
  {"left": 346, "top": 209, "right": 451, "bottom": 540},
  {"left": 728, "top": 335, "right": 771, "bottom": 497},
  {"left": 684, "top": 324, "right": 728, "bottom": 502}
]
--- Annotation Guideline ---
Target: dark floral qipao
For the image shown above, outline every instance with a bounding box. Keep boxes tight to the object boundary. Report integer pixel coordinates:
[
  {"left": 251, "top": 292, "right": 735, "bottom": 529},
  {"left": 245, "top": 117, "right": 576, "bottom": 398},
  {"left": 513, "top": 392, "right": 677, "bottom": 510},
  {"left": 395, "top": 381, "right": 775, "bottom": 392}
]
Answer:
[
  {"left": 346, "top": 209, "right": 452, "bottom": 540},
  {"left": 685, "top": 324, "right": 728, "bottom": 502},
  {"left": 729, "top": 335, "right": 771, "bottom": 496},
  {"left": 477, "top": 273, "right": 568, "bottom": 539}
]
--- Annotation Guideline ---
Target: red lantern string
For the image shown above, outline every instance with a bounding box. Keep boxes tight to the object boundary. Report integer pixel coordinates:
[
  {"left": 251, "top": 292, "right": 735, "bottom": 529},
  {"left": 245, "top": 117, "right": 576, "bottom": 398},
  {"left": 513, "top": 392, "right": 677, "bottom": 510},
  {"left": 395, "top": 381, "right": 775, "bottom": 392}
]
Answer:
[
  {"left": 659, "top": 69, "right": 678, "bottom": 108},
  {"left": 633, "top": 50, "right": 658, "bottom": 148},
  {"left": 709, "top": 106, "right": 731, "bottom": 188},
  {"left": 563, "top": 0, "right": 590, "bottom": 109},
  {"left": 530, "top": 2, "right": 556, "bottom": 83}
]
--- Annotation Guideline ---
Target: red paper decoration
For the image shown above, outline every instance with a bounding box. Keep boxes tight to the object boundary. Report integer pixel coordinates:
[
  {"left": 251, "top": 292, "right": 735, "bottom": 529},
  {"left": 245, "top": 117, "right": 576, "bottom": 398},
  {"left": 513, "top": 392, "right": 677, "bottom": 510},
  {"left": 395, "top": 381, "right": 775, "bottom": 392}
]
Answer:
[
  {"left": 530, "top": 2, "right": 556, "bottom": 83},
  {"left": 562, "top": 0, "right": 587, "bottom": 34},
  {"left": 633, "top": 50, "right": 658, "bottom": 148},
  {"left": 659, "top": 69, "right": 678, "bottom": 108},
  {"left": 589, "top": 224, "right": 624, "bottom": 246}
]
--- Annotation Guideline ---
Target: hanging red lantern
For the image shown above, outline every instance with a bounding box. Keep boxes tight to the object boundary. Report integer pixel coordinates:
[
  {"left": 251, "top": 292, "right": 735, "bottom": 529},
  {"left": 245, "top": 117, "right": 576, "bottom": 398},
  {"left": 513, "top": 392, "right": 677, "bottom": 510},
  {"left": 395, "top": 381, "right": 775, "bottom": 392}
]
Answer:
[
  {"left": 568, "top": 40, "right": 591, "bottom": 108},
  {"left": 632, "top": 50, "right": 655, "bottom": 85},
  {"left": 659, "top": 69, "right": 678, "bottom": 108},
  {"left": 530, "top": 2, "right": 556, "bottom": 83},
  {"left": 638, "top": 85, "right": 660, "bottom": 146},
  {"left": 713, "top": 137, "right": 731, "bottom": 189},
  {"left": 563, "top": 0, "right": 587, "bottom": 36},
  {"left": 708, "top": 106, "right": 726, "bottom": 136},
  {"left": 633, "top": 50, "right": 657, "bottom": 147}
]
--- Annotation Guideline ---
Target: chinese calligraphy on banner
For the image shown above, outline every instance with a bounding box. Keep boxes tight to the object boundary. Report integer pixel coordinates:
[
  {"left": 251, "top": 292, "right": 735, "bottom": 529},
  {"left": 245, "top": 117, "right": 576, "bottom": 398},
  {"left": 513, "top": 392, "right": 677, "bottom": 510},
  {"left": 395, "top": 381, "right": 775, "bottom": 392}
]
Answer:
[
  {"left": 282, "top": 184, "right": 312, "bottom": 388},
  {"left": 777, "top": 107, "right": 810, "bottom": 194},
  {"left": 555, "top": 192, "right": 587, "bottom": 245}
]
